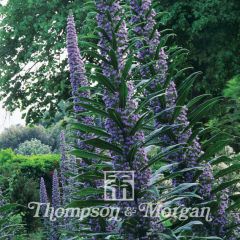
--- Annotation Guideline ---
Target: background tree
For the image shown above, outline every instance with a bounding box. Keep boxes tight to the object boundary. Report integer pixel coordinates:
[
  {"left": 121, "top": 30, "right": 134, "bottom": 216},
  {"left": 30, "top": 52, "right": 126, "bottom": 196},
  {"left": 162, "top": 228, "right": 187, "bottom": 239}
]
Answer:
[
  {"left": 155, "top": 0, "right": 240, "bottom": 96},
  {"left": 0, "top": 124, "right": 62, "bottom": 151},
  {"left": 0, "top": 0, "right": 96, "bottom": 124}
]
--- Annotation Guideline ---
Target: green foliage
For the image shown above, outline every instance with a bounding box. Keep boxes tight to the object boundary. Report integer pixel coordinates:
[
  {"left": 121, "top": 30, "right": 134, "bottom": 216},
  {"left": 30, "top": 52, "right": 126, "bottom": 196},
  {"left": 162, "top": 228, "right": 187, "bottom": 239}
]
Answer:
[
  {"left": 0, "top": 0, "right": 96, "bottom": 124},
  {"left": 0, "top": 148, "right": 59, "bottom": 185},
  {"left": 224, "top": 75, "right": 240, "bottom": 101},
  {"left": 10, "top": 175, "right": 40, "bottom": 231},
  {"left": 15, "top": 138, "right": 52, "bottom": 155},
  {"left": 0, "top": 125, "right": 50, "bottom": 150},
  {"left": 0, "top": 124, "right": 65, "bottom": 152},
  {"left": 155, "top": 0, "right": 240, "bottom": 96},
  {"left": 0, "top": 149, "right": 59, "bottom": 233}
]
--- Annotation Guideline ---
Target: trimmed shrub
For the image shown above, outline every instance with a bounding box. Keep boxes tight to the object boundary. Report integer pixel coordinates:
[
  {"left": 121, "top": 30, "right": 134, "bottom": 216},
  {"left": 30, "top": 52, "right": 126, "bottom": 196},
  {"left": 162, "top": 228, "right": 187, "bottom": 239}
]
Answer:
[{"left": 15, "top": 138, "right": 52, "bottom": 155}]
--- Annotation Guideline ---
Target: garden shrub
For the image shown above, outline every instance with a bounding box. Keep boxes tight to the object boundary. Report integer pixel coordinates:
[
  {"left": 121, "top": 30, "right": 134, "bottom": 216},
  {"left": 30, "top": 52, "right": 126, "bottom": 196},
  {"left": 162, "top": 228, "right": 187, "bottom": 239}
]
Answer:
[
  {"left": 0, "top": 124, "right": 64, "bottom": 152},
  {"left": 15, "top": 138, "right": 52, "bottom": 155},
  {"left": 0, "top": 149, "right": 59, "bottom": 233}
]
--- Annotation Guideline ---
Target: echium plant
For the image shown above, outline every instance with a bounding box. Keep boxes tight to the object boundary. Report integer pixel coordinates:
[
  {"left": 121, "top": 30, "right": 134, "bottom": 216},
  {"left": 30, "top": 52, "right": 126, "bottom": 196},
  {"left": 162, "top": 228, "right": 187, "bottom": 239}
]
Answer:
[
  {"left": 66, "top": 13, "right": 109, "bottom": 235},
  {"left": 129, "top": 0, "right": 240, "bottom": 239},
  {"left": 95, "top": 0, "right": 163, "bottom": 238},
  {"left": 39, "top": 170, "right": 61, "bottom": 240},
  {"left": 129, "top": 0, "right": 201, "bottom": 186},
  {"left": 37, "top": 0, "right": 240, "bottom": 239},
  {"left": 51, "top": 169, "right": 61, "bottom": 240}
]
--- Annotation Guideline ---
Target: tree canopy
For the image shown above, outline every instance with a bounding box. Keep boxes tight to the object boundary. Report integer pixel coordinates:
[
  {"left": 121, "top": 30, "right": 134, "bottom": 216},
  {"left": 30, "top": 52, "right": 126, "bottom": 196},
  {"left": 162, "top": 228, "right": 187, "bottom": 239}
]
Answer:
[
  {"left": 155, "top": 0, "right": 240, "bottom": 95},
  {"left": 0, "top": 0, "right": 95, "bottom": 123}
]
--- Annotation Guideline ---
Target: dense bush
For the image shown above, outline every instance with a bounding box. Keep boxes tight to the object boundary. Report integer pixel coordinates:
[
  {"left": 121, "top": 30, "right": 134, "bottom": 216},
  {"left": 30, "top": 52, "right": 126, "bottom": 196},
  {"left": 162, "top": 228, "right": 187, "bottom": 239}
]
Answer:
[
  {"left": 0, "top": 124, "right": 64, "bottom": 152},
  {"left": 15, "top": 138, "right": 52, "bottom": 155},
  {"left": 0, "top": 149, "right": 59, "bottom": 180},
  {"left": 0, "top": 149, "right": 59, "bottom": 233}
]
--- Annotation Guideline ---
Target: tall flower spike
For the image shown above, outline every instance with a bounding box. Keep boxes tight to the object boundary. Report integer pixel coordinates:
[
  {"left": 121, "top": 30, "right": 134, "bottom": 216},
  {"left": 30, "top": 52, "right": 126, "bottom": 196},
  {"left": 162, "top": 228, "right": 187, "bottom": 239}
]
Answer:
[
  {"left": 39, "top": 177, "right": 51, "bottom": 238},
  {"left": 198, "top": 163, "right": 214, "bottom": 200},
  {"left": 52, "top": 169, "right": 61, "bottom": 208},
  {"left": 130, "top": 0, "right": 201, "bottom": 185},
  {"left": 67, "top": 13, "right": 93, "bottom": 126},
  {"left": 212, "top": 188, "right": 230, "bottom": 237},
  {"left": 40, "top": 177, "right": 48, "bottom": 212},
  {"left": 96, "top": 1, "right": 162, "bottom": 238},
  {"left": 0, "top": 188, "right": 5, "bottom": 207},
  {"left": 60, "top": 131, "right": 69, "bottom": 205},
  {"left": 51, "top": 170, "right": 61, "bottom": 240}
]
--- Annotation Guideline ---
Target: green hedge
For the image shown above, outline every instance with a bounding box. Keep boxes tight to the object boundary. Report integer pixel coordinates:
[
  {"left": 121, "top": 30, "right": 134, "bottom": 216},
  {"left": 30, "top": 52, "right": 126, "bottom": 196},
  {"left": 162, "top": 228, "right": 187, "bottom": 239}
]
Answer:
[
  {"left": 0, "top": 149, "right": 60, "bottom": 232},
  {"left": 0, "top": 148, "right": 59, "bottom": 182}
]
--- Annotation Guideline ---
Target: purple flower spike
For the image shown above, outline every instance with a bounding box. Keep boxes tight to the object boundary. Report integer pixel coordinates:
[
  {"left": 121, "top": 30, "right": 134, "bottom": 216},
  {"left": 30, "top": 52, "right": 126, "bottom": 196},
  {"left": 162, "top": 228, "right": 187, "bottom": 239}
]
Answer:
[
  {"left": 199, "top": 163, "right": 214, "bottom": 200},
  {"left": 60, "top": 131, "right": 69, "bottom": 205},
  {"left": 67, "top": 14, "right": 89, "bottom": 112},
  {"left": 130, "top": 0, "right": 202, "bottom": 186},
  {"left": 52, "top": 169, "right": 61, "bottom": 208}
]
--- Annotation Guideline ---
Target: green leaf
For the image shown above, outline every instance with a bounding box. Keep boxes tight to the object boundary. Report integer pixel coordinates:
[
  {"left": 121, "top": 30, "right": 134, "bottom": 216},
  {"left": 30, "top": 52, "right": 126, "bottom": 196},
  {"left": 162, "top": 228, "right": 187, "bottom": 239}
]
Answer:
[
  {"left": 83, "top": 138, "right": 122, "bottom": 154},
  {"left": 71, "top": 149, "right": 112, "bottom": 162},
  {"left": 71, "top": 123, "right": 110, "bottom": 138},
  {"left": 130, "top": 112, "right": 150, "bottom": 136},
  {"left": 119, "top": 80, "right": 128, "bottom": 108},
  {"left": 211, "top": 155, "right": 232, "bottom": 165},
  {"left": 141, "top": 144, "right": 183, "bottom": 171},
  {"left": 214, "top": 163, "right": 240, "bottom": 178},
  {"left": 189, "top": 97, "right": 221, "bottom": 124},
  {"left": 109, "top": 49, "right": 118, "bottom": 70},
  {"left": 77, "top": 102, "right": 108, "bottom": 117},
  {"left": 227, "top": 199, "right": 240, "bottom": 211},
  {"left": 126, "top": 145, "right": 138, "bottom": 163},
  {"left": 174, "top": 221, "right": 203, "bottom": 233},
  {"left": 92, "top": 73, "right": 116, "bottom": 93},
  {"left": 68, "top": 200, "right": 116, "bottom": 208},
  {"left": 108, "top": 108, "right": 124, "bottom": 129},
  {"left": 187, "top": 94, "right": 211, "bottom": 109},
  {"left": 122, "top": 56, "right": 133, "bottom": 80},
  {"left": 213, "top": 179, "right": 240, "bottom": 193},
  {"left": 153, "top": 167, "right": 202, "bottom": 185},
  {"left": 84, "top": 50, "right": 109, "bottom": 63},
  {"left": 173, "top": 72, "right": 202, "bottom": 120},
  {"left": 200, "top": 139, "right": 230, "bottom": 160},
  {"left": 78, "top": 96, "right": 104, "bottom": 108},
  {"left": 134, "top": 90, "right": 165, "bottom": 114},
  {"left": 75, "top": 187, "right": 104, "bottom": 198},
  {"left": 214, "top": 164, "right": 240, "bottom": 178}
]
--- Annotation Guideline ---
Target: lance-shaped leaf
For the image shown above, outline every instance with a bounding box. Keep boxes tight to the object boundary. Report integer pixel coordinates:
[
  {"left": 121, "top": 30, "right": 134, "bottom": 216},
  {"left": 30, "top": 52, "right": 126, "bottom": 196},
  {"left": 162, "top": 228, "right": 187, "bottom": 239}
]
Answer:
[
  {"left": 152, "top": 167, "right": 203, "bottom": 185},
  {"left": 187, "top": 94, "right": 211, "bottom": 109},
  {"left": 77, "top": 102, "right": 108, "bottom": 117},
  {"left": 119, "top": 79, "right": 128, "bottom": 108},
  {"left": 172, "top": 71, "right": 202, "bottom": 120},
  {"left": 189, "top": 97, "right": 221, "bottom": 124},
  {"left": 71, "top": 149, "right": 112, "bottom": 162},
  {"left": 141, "top": 144, "right": 183, "bottom": 171},
  {"left": 68, "top": 200, "right": 116, "bottom": 208},
  {"left": 130, "top": 112, "right": 150, "bottom": 136},
  {"left": 227, "top": 199, "right": 240, "bottom": 211},
  {"left": 92, "top": 73, "right": 116, "bottom": 93},
  {"left": 108, "top": 108, "right": 124, "bottom": 129},
  {"left": 134, "top": 90, "right": 165, "bottom": 114},
  {"left": 71, "top": 122, "right": 110, "bottom": 138},
  {"left": 75, "top": 187, "right": 104, "bottom": 198},
  {"left": 214, "top": 164, "right": 240, "bottom": 178},
  {"left": 121, "top": 56, "right": 133, "bottom": 80},
  {"left": 109, "top": 49, "right": 118, "bottom": 70},
  {"left": 84, "top": 50, "right": 109, "bottom": 64},
  {"left": 83, "top": 138, "right": 122, "bottom": 154},
  {"left": 213, "top": 179, "right": 240, "bottom": 194}
]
